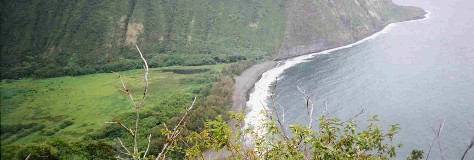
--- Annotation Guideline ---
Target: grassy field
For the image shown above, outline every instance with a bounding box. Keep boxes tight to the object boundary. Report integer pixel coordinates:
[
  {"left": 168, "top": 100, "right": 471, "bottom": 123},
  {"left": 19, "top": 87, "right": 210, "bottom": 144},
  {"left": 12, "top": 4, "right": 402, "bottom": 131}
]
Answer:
[{"left": 0, "top": 64, "right": 227, "bottom": 144}]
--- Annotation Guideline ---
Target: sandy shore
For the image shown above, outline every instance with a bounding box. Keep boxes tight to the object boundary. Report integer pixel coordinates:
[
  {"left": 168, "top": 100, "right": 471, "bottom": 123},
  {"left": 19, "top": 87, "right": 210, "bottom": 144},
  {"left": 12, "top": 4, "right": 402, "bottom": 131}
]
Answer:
[
  {"left": 231, "top": 61, "right": 277, "bottom": 113},
  {"left": 203, "top": 11, "right": 429, "bottom": 159},
  {"left": 203, "top": 61, "right": 276, "bottom": 160}
]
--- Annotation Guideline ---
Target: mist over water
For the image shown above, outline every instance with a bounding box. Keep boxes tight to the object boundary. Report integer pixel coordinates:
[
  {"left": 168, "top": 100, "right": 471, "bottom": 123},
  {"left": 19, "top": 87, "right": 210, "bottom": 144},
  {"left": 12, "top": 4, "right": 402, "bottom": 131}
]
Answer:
[{"left": 255, "top": 0, "right": 473, "bottom": 159}]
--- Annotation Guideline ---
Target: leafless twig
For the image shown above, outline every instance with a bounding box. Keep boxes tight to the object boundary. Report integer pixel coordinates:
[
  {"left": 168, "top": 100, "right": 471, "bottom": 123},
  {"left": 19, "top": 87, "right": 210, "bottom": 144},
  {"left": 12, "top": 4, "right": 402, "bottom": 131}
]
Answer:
[
  {"left": 133, "top": 45, "right": 149, "bottom": 156},
  {"left": 461, "top": 137, "right": 474, "bottom": 160},
  {"left": 461, "top": 118, "right": 474, "bottom": 160},
  {"left": 135, "top": 45, "right": 149, "bottom": 109},
  {"left": 143, "top": 134, "right": 152, "bottom": 159},
  {"left": 156, "top": 97, "right": 196, "bottom": 160},
  {"left": 296, "top": 85, "right": 316, "bottom": 159},
  {"left": 348, "top": 109, "right": 366, "bottom": 121},
  {"left": 425, "top": 119, "right": 445, "bottom": 160},
  {"left": 117, "top": 138, "right": 132, "bottom": 156},
  {"left": 296, "top": 86, "right": 315, "bottom": 129},
  {"left": 267, "top": 78, "right": 289, "bottom": 140},
  {"left": 322, "top": 101, "right": 329, "bottom": 116},
  {"left": 105, "top": 45, "right": 149, "bottom": 159},
  {"left": 116, "top": 156, "right": 128, "bottom": 160},
  {"left": 105, "top": 121, "right": 134, "bottom": 137},
  {"left": 277, "top": 103, "right": 287, "bottom": 126}
]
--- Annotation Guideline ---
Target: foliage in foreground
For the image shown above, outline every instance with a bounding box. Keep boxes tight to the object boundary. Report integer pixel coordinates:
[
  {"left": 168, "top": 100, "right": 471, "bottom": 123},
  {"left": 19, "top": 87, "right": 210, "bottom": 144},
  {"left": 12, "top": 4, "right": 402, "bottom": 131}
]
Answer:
[{"left": 184, "top": 113, "right": 423, "bottom": 160}]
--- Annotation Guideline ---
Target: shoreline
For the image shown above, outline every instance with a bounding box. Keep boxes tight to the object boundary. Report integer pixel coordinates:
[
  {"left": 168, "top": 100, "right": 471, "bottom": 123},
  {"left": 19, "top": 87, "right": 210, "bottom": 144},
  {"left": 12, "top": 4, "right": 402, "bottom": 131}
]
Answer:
[
  {"left": 203, "top": 9, "right": 431, "bottom": 160},
  {"left": 274, "top": 11, "right": 429, "bottom": 61},
  {"left": 236, "top": 10, "right": 430, "bottom": 135},
  {"left": 231, "top": 61, "right": 277, "bottom": 113},
  {"left": 203, "top": 61, "right": 277, "bottom": 160}
]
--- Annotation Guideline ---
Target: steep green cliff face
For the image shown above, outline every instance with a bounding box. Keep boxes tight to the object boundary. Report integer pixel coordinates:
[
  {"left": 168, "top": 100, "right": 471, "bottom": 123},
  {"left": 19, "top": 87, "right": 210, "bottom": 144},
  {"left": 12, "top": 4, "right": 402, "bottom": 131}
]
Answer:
[
  {"left": 1, "top": 1, "right": 130, "bottom": 78},
  {"left": 278, "top": 0, "right": 426, "bottom": 59},
  {"left": 0, "top": 0, "right": 424, "bottom": 79},
  {"left": 1, "top": 0, "right": 286, "bottom": 78}
]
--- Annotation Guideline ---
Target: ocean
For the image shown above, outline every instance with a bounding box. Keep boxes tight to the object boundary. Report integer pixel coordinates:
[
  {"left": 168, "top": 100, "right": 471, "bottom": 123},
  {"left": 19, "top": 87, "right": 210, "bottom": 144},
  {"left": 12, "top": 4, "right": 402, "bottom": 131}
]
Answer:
[{"left": 245, "top": 0, "right": 474, "bottom": 159}]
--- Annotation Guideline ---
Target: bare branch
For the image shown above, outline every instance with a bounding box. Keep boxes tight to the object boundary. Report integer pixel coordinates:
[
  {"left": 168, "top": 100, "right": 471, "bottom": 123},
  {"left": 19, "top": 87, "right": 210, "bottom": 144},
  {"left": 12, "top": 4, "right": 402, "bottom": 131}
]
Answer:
[
  {"left": 296, "top": 85, "right": 316, "bottom": 159},
  {"left": 135, "top": 45, "right": 149, "bottom": 109},
  {"left": 322, "top": 101, "right": 328, "bottom": 116},
  {"left": 277, "top": 103, "right": 287, "bottom": 126},
  {"left": 156, "top": 97, "right": 197, "bottom": 160},
  {"left": 461, "top": 137, "right": 474, "bottom": 160},
  {"left": 171, "top": 97, "right": 196, "bottom": 137},
  {"left": 348, "top": 109, "right": 366, "bottom": 121},
  {"left": 308, "top": 101, "right": 314, "bottom": 129},
  {"left": 105, "top": 121, "right": 135, "bottom": 137},
  {"left": 25, "top": 154, "right": 30, "bottom": 160},
  {"left": 157, "top": 143, "right": 170, "bottom": 160},
  {"left": 133, "top": 110, "right": 140, "bottom": 156},
  {"left": 163, "top": 123, "right": 171, "bottom": 139},
  {"left": 108, "top": 45, "right": 150, "bottom": 159},
  {"left": 180, "top": 138, "right": 191, "bottom": 148},
  {"left": 116, "top": 156, "right": 127, "bottom": 160},
  {"left": 268, "top": 78, "right": 289, "bottom": 140},
  {"left": 270, "top": 103, "right": 289, "bottom": 139},
  {"left": 425, "top": 119, "right": 445, "bottom": 160},
  {"left": 117, "top": 138, "right": 132, "bottom": 156},
  {"left": 114, "top": 72, "right": 139, "bottom": 109},
  {"left": 129, "top": 45, "right": 150, "bottom": 156},
  {"left": 437, "top": 133, "right": 445, "bottom": 160},
  {"left": 296, "top": 86, "right": 315, "bottom": 129},
  {"left": 143, "top": 134, "right": 152, "bottom": 159}
]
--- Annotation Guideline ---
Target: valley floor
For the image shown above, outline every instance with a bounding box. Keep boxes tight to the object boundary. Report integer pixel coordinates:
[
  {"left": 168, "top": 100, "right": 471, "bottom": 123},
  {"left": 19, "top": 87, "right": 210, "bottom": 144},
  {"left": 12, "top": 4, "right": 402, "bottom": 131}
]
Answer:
[{"left": 0, "top": 64, "right": 226, "bottom": 144}]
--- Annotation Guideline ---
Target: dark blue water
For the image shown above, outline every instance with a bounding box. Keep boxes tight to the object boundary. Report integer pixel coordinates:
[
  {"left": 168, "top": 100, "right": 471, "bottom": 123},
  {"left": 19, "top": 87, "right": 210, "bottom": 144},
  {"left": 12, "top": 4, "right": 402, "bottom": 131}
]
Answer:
[{"left": 273, "top": 0, "right": 474, "bottom": 159}]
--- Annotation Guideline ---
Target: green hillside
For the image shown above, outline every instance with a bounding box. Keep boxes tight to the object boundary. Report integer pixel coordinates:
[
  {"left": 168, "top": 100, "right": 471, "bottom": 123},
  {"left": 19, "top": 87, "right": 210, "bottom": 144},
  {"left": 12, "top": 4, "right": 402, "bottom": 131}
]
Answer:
[
  {"left": 1, "top": 0, "right": 285, "bottom": 79},
  {"left": 1, "top": 0, "right": 425, "bottom": 79}
]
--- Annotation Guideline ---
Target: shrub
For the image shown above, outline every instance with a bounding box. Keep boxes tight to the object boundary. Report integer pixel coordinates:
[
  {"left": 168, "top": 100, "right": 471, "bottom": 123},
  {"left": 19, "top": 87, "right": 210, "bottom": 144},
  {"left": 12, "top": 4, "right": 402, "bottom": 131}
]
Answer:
[
  {"left": 59, "top": 120, "right": 74, "bottom": 129},
  {"left": 185, "top": 114, "right": 409, "bottom": 160},
  {"left": 40, "top": 129, "right": 56, "bottom": 136},
  {"left": 16, "top": 143, "right": 59, "bottom": 160}
]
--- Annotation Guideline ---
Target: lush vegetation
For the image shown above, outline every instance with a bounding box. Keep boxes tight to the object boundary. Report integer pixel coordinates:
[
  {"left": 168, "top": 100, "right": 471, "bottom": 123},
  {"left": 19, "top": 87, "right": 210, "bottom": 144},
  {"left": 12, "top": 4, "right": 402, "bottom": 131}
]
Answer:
[
  {"left": 1, "top": 0, "right": 427, "bottom": 79},
  {"left": 1, "top": 0, "right": 285, "bottom": 79},
  {"left": 185, "top": 114, "right": 426, "bottom": 160},
  {"left": 1, "top": 139, "right": 116, "bottom": 160},
  {"left": 1, "top": 56, "right": 429, "bottom": 159},
  {"left": 0, "top": 63, "right": 241, "bottom": 158}
]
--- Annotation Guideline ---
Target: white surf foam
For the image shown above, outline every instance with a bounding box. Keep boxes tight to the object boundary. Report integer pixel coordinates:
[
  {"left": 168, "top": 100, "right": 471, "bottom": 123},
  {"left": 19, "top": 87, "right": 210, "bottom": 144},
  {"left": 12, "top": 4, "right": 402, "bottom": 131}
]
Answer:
[{"left": 243, "top": 10, "right": 431, "bottom": 143}]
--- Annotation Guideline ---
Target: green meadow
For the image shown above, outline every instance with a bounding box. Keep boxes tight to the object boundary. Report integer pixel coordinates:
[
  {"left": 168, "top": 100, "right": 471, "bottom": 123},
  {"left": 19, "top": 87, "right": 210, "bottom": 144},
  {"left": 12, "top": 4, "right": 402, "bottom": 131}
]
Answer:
[{"left": 0, "top": 64, "right": 227, "bottom": 144}]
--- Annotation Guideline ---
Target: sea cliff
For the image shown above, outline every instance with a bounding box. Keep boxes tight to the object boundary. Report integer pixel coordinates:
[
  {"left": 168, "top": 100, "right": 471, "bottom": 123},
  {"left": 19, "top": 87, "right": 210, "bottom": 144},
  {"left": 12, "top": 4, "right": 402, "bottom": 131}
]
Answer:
[{"left": 277, "top": 0, "right": 426, "bottom": 60}]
